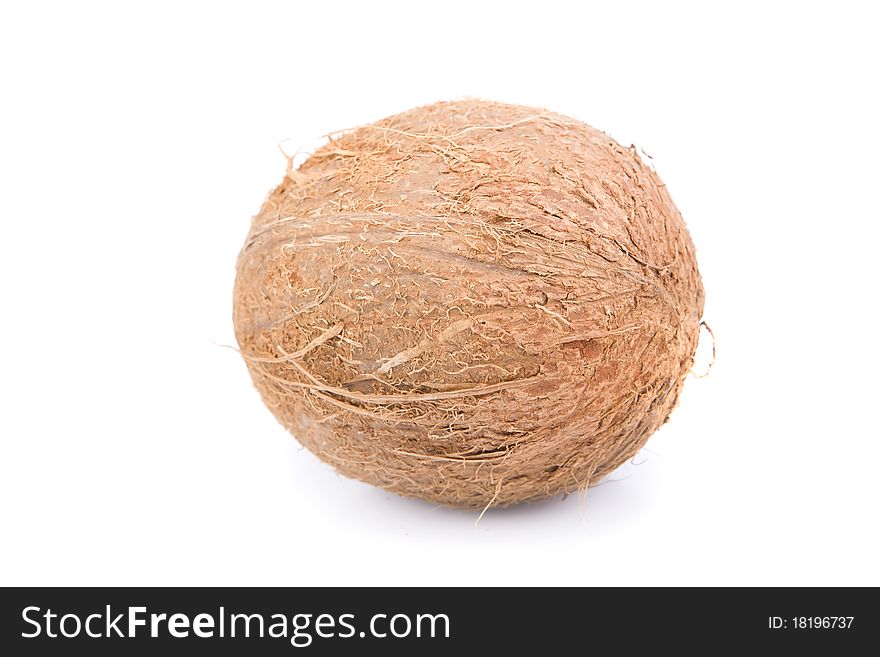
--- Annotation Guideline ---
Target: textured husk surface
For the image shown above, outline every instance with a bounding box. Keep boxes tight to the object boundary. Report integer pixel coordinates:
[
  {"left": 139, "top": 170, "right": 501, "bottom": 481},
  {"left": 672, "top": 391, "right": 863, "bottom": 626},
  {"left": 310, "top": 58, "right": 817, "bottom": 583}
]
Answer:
[{"left": 233, "top": 100, "right": 704, "bottom": 508}]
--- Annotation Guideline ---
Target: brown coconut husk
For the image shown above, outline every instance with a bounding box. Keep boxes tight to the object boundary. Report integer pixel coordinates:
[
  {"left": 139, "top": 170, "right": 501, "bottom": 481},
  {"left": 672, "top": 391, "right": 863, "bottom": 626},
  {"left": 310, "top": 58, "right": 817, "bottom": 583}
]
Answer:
[{"left": 233, "top": 100, "right": 704, "bottom": 509}]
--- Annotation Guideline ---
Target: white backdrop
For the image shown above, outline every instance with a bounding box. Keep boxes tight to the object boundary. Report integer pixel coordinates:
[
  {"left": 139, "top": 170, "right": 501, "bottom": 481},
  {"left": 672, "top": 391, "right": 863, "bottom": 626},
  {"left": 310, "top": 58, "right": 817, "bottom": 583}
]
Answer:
[{"left": 1, "top": 1, "right": 877, "bottom": 586}]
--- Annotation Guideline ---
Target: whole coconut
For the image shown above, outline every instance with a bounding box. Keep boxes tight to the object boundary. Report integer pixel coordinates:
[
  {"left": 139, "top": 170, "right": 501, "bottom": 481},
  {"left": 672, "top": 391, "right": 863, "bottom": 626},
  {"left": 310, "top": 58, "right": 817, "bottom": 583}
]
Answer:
[{"left": 233, "top": 100, "right": 704, "bottom": 508}]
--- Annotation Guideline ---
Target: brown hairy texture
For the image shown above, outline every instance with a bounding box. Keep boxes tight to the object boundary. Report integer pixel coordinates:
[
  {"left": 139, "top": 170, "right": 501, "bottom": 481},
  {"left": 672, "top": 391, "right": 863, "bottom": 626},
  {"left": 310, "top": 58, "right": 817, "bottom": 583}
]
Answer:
[{"left": 233, "top": 100, "right": 704, "bottom": 508}]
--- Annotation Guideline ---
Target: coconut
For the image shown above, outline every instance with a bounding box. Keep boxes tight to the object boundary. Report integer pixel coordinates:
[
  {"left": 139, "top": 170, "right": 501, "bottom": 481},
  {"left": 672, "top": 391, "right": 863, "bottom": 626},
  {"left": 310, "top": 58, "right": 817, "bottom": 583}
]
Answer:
[{"left": 233, "top": 100, "right": 704, "bottom": 508}]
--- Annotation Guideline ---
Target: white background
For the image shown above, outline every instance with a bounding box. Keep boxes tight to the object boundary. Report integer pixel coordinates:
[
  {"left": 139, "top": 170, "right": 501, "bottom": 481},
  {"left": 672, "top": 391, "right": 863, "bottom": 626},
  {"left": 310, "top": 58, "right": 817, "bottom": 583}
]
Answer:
[{"left": 1, "top": 1, "right": 877, "bottom": 586}]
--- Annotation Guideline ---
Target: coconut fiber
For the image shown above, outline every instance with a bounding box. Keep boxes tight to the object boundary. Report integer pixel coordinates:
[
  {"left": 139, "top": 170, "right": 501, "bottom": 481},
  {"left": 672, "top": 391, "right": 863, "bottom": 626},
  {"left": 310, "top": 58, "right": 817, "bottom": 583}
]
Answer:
[{"left": 233, "top": 100, "right": 704, "bottom": 508}]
